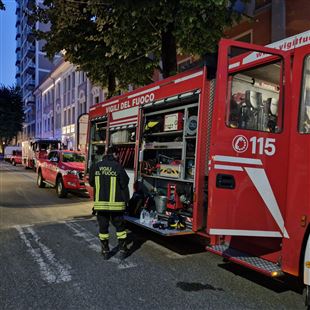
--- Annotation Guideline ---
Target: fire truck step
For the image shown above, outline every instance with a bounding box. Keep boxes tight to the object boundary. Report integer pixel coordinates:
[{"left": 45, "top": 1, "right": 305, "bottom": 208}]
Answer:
[{"left": 207, "top": 245, "right": 283, "bottom": 277}]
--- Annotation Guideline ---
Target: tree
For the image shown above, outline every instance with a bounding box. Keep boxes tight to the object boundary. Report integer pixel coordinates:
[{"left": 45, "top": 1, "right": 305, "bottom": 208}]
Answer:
[
  {"left": 0, "top": 86, "right": 24, "bottom": 147},
  {"left": 0, "top": 1, "right": 4, "bottom": 10},
  {"left": 35, "top": 0, "right": 244, "bottom": 96}
]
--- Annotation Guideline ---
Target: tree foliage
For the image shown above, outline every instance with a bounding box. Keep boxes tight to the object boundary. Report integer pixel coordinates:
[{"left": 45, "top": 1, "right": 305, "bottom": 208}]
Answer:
[
  {"left": 35, "top": 0, "right": 244, "bottom": 96},
  {"left": 0, "top": 86, "right": 24, "bottom": 146},
  {"left": 0, "top": 1, "right": 4, "bottom": 10}
]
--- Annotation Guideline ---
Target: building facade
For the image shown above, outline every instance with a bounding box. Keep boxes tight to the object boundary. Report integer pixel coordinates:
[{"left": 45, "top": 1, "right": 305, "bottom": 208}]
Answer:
[
  {"left": 225, "top": 0, "right": 310, "bottom": 45},
  {"left": 34, "top": 61, "right": 106, "bottom": 150},
  {"left": 15, "top": 0, "right": 57, "bottom": 141}
]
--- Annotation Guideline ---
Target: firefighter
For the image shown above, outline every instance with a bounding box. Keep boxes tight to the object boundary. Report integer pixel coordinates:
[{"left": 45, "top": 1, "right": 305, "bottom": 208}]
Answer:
[{"left": 89, "top": 146, "right": 130, "bottom": 260}]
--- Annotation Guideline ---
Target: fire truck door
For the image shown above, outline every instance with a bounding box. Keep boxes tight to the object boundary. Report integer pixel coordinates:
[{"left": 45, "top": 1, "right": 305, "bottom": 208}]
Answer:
[{"left": 207, "top": 40, "right": 291, "bottom": 239}]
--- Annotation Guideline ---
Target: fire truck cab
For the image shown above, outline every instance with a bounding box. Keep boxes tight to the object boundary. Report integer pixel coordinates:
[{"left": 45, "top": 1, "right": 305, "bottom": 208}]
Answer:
[{"left": 22, "top": 138, "right": 62, "bottom": 169}]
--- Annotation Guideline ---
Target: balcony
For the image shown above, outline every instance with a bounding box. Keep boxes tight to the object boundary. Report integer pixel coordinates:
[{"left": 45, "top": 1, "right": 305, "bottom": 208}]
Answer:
[
  {"left": 15, "top": 32, "right": 21, "bottom": 40},
  {"left": 15, "top": 19, "right": 20, "bottom": 27},
  {"left": 15, "top": 72, "right": 21, "bottom": 78},
  {"left": 25, "top": 95, "right": 35, "bottom": 106},
  {"left": 15, "top": 6, "right": 20, "bottom": 15},
  {"left": 26, "top": 44, "right": 35, "bottom": 58},
  {"left": 25, "top": 62, "right": 35, "bottom": 75},
  {"left": 26, "top": 29, "right": 34, "bottom": 42},
  {"left": 15, "top": 58, "right": 21, "bottom": 66},
  {"left": 26, "top": 80, "right": 35, "bottom": 91}
]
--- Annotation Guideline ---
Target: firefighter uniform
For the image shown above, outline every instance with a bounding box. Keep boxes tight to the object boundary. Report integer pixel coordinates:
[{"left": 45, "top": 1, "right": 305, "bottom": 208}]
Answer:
[{"left": 89, "top": 154, "right": 130, "bottom": 258}]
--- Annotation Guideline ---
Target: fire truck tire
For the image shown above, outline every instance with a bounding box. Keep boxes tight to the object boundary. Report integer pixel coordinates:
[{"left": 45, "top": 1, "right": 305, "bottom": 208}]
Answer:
[
  {"left": 12, "top": 160, "right": 16, "bottom": 166},
  {"left": 56, "top": 177, "right": 67, "bottom": 198},
  {"left": 37, "top": 171, "right": 45, "bottom": 188}
]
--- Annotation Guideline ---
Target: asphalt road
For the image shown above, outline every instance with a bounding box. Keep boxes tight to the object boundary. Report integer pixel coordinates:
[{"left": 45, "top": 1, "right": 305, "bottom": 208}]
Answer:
[{"left": 0, "top": 161, "right": 306, "bottom": 309}]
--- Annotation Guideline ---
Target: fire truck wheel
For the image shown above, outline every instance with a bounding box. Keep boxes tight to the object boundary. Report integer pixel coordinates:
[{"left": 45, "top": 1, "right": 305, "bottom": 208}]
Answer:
[
  {"left": 12, "top": 160, "right": 16, "bottom": 166},
  {"left": 306, "top": 285, "right": 310, "bottom": 307},
  {"left": 56, "top": 177, "right": 67, "bottom": 198},
  {"left": 37, "top": 171, "right": 45, "bottom": 188}
]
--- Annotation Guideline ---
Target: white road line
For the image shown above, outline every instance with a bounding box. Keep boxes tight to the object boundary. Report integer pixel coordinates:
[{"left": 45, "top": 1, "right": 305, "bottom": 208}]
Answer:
[
  {"left": 65, "top": 221, "right": 137, "bottom": 269},
  {"left": 15, "top": 225, "right": 72, "bottom": 284}
]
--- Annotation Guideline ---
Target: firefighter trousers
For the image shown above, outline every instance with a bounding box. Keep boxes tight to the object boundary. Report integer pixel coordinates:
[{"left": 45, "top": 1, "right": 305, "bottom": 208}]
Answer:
[{"left": 97, "top": 211, "right": 127, "bottom": 241}]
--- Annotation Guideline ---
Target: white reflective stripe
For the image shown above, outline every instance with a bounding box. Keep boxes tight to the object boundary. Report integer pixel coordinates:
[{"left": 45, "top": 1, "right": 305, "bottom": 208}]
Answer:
[
  {"left": 214, "top": 155, "right": 262, "bottom": 165},
  {"left": 110, "top": 117, "right": 137, "bottom": 125},
  {"left": 95, "top": 176, "right": 100, "bottom": 202},
  {"left": 209, "top": 229, "right": 282, "bottom": 237},
  {"left": 101, "top": 99, "right": 119, "bottom": 108},
  {"left": 244, "top": 167, "right": 289, "bottom": 238},
  {"left": 304, "top": 234, "right": 310, "bottom": 285},
  {"left": 174, "top": 70, "right": 203, "bottom": 84},
  {"left": 112, "top": 107, "right": 139, "bottom": 120},
  {"left": 229, "top": 62, "right": 241, "bottom": 69},
  {"left": 127, "top": 86, "right": 160, "bottom": 99},
  {"left": 214, "top": 164, "right": 243, "bottom": 171}
]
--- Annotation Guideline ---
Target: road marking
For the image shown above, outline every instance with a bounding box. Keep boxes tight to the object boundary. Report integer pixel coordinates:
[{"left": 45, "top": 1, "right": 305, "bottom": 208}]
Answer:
[
  {"left": 15, "top": 225, "right": 72, "bottom": 284},
  {"left": 65, "top": 221, "right": 137, "bottom": 269}
]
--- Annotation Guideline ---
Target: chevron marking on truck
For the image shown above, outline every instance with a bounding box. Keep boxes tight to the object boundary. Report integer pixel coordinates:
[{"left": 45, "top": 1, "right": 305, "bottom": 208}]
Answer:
[{"left": 213, "top": 156, "right": 289, "bottom": 238}]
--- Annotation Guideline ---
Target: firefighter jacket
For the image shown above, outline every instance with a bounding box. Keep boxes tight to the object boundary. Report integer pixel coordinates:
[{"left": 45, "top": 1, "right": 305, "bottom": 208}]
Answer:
[{"left": 89, "top": 155, "right": 130, "bottom": 211}]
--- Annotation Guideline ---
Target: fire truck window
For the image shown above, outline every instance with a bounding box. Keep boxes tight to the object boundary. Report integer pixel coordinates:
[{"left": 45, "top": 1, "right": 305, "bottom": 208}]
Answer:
[
  {"left": 48, "top": 151, "right": 56, "bottom": 160},
  {"left": 299, "top": 55, "right": 310, "bottom": 134},
  {"left": 87, "top": 120, "right": 107, "bottom": 173},
  {"left": 93, "top": 122, "right": 106, "bottom": 142},
  {"left": 63, "top": 152, "right": 85, "bottom": 163},
  {"left": 227, "top": 61, "right": 282, "bottom": 133}
]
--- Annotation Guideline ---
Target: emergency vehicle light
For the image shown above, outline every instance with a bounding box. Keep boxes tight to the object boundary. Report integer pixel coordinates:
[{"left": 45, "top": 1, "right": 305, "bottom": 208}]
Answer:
[{"left": 271, "top": 271, "right": 280, "bottom": 277}]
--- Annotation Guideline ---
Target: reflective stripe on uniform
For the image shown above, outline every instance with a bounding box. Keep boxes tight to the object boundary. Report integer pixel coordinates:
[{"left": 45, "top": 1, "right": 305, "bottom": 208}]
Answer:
[
  {"left": 95, "top": 175, "right": 100, "bottom": 202},
  {"left": 94, "top": 201, "right": 125, "bottom": 206},
  {"left": 94, "top": 203, "right": 125, "bottom": 211},
  {"left": 99, "top": 233, "right": 109, "bottom": 240},
  {"left": 110, "top": 176, "right": 116, "bottom": 203},
  {"left": 116, "top": 231, "right": 127, "bottom": 240}
]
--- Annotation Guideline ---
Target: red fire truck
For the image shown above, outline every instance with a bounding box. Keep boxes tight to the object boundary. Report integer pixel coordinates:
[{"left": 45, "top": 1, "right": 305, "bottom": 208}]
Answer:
[
  {"left": 85, "top": 30, "right": 310, "bottom": 304},
  {"left": 22, "top": 138, "right": 62, "bottom": 169}
]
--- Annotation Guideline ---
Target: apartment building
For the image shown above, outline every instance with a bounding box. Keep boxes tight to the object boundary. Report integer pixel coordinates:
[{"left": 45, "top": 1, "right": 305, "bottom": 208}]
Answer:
[
  {"left": 15, "top": 0, "right": 56, "bottom": 141},
  {"left": 34, "top": 60, "right": 106, "bottom": 150}
]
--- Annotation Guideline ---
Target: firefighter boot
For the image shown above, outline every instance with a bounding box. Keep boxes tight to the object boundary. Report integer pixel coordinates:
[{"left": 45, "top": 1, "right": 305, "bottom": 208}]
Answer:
[
  {"left": 118, "top": 239, "right": 128, "bottom": 260},
  {"left": 101, "top": 240, "right": 110, "bottom": 260}
]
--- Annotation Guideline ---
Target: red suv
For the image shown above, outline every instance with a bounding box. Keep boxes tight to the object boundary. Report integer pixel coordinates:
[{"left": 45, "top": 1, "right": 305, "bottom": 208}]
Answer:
[{"left": 36, "top": 150, "right": 88, "bottom": 198}]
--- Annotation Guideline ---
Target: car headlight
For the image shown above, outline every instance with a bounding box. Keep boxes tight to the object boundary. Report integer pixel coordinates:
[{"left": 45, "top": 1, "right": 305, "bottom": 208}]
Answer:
[{"left": 66, "top": 170, "right": 79, "bottom": 176}]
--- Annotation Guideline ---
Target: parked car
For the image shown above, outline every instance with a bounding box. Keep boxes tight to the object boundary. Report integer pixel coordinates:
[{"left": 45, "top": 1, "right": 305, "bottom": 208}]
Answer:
[
  {"left": 36, "top": 150, "right": 88, "bottom": 198},
  {"left": 10, "top": 150, "right": 22, "bottom": 166}
]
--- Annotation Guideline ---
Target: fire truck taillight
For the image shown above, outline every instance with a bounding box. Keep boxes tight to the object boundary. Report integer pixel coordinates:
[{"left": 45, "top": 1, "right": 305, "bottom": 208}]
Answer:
[
  {"left": 301, "top": 215, "right": 307, "bottom": 227},
  {"left": 305, "top": 261, "right": 310, "bottom": 269}
]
